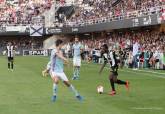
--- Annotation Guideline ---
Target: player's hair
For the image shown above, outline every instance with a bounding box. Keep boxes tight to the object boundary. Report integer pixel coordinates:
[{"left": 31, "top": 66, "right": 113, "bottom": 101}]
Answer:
[
  {"left": 100, "top": 44, "right": 109, "bottom": 57},
  {"left": 55, "top": 39, "right": 63, "bottom": 47}
]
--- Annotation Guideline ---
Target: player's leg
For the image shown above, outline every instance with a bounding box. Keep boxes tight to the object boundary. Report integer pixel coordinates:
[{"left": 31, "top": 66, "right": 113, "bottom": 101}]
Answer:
[
  {"left": 72, "top": 66, "right": 77, "bottom": 80},
  {"left": 109, "top": 72, "right": 116, "bottom": 95},
  {"left": 77, "top": 66, "right": 80, "bottom": 78},
  {"left": 72, "top": 58, "right": 81, "bottom": 80},
  {"left": 61, "top": 73, "right": 83, "bottom": 101},
  {"left": 72, "top": 58, "right": 78, "bottom": 79},
  {"left": 76, "top": 58, "right": 81, "bottom": 78},
  {"left": 11, "top": 61, "right": 14, "bottom": 70},
  {"left": 73, "top": 66, "right": 80, "bottom": 80},
  {"left": 8, "top": 57, "right": 11, "bottom": 70},
  {"left": 63, "top": 81, "right": 79, "bottom": 96},
  {"left": 11, "top": 58, "right": 14, "bottom": 70},
  {"left": 63, "top": 81, "right": 83, "bottom": 101},
  {"left": 133, "top": 55, "right": 138, "bottom": 70},
  {"left": 113, "top": 72, "right": 129, "bottom": 91},
  {"left": 51, "top": 73, "right": 59, "bottom": 102}
]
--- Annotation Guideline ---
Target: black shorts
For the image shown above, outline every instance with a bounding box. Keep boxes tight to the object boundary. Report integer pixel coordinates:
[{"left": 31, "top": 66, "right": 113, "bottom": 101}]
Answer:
[
  {"left": 110, "top": 71, "right": 118, "bottom": 76},
  {"left": 8, "top": 57, "right": 14, "bottom": 62},
  {"left": 155, "top": 59, "right": 159, "bottom": 62},
  {"left": 84, "top": 51, "right": 89, "bottom": 55}
]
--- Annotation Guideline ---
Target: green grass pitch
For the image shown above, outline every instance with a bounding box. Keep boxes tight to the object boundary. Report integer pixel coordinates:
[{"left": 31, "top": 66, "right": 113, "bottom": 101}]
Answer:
[{"left": 0, "top": 56, "right": 165, "bottom": 114}]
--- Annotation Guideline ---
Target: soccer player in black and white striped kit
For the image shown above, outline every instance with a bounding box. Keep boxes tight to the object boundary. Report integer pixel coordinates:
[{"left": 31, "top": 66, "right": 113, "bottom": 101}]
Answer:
[
  {"left": 6, "top": 42, "right": 15, "bottom": 71},
  {"left": 99, "top": 44, "right": 129, "bottom": 96}
]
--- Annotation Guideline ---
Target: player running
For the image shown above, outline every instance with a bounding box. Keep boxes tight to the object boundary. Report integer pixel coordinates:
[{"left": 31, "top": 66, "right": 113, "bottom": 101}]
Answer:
[
  {"left": 50, "top": 39, "right": 83, "bottom": 102},
  {"left": 99, "top": 44, "right": 129, "bottom": 96},
  {"left": 72, "top": 37, "right": 83, "bottom": 80},
  {"left": 6, "top": 42, "right": 15, "bottom": 71}
]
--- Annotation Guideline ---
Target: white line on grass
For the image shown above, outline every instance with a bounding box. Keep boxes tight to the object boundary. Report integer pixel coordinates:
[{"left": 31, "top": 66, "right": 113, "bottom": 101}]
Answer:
[
  {"left": 39, "top": 57, "right": 165, "bottom": 79},
  {"left": 135, "top": 69, "right": 165, "bottom": 75},
  {"left": 121, "top": 70, "right": 165, "bottom": 79},
  {"left": 131, "top": 107, "right": 163, "bottom": 110},
  {"left": 81, "top": 63, "right": 165, "bottom": 79}
]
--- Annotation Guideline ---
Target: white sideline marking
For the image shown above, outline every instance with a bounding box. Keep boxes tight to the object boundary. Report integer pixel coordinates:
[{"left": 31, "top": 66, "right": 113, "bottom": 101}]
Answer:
[
  {"left": 121, "top": 70, "right": 165, "bottom": 79},
  {"left": 135, "top": 69, "right": 165, "bottom": 75},
  {"left": 131, "top": 107, "right": 163, "bottom": 110},
  {"left": 81, "top": 63, "right": 165, "bottom": 79},
  {"left": 39, "top": 58, "right": 165, "bottom": 79}
]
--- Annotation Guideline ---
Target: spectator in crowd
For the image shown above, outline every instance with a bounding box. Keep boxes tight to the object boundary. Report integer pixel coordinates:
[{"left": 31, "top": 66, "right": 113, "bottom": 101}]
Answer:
[
  {"left": 64, "top": 30, "right": 165, "bottom": 70},
  {"left": 61, "top": 0, "right": 164, "bottom": 27},
  {"left": 0, "top": 0, "right": 53, "bottom": 25}
]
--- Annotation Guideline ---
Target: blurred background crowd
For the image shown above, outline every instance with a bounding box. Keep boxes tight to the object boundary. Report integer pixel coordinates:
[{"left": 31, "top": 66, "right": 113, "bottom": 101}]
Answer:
[
  {"left": 0, "top": 0, "right": 164, "bottom": 69},
  {"left": 0, "top": 0, "right": 52, "bottom": 25},
  {"left": 0, "top": 0, "right": 164, "bottom": 26}
]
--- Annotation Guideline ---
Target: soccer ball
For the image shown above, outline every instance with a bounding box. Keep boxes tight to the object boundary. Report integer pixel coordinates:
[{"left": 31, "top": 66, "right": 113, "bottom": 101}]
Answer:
[{"left": 97, "top": 85, "right": 104, "bottom": 94}]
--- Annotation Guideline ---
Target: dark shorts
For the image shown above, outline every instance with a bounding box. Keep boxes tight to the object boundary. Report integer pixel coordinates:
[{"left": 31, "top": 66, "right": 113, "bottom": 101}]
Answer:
[
  {"left": 163, "top": 65, "right": 165, "bottom": 70},
  {"left": 155, "top": 59, "right": 159, "bottom": 62},
  {"left": 8, "top": 57, "right": 14, "bottom": 62},
  {"left": 84, "top": 51, "right": 89, "bottom": 55},
  {"left": 110, "top": 71, "right": 118, "bottom": 76}
]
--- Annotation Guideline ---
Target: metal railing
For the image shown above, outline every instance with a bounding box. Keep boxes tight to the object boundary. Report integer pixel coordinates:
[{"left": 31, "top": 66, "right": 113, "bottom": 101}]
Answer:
[
  {"left": 0, "top": 5, "right": 164, "bottom": 28},
  {"left": 63, "top": 5, "right": 164, "bottom": 27}
]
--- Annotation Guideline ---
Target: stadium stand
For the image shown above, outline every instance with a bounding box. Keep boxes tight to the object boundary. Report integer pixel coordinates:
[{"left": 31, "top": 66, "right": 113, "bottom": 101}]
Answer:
[
  {"left": 0, "top": 0, "right": 52, "bottom": 25},
  {"left": 0, "top": 0, "right": 164, "bottom": 69},
  {"left": 63, "top": 0, "right": 164, "bottom": 27},
  {"left": 61, "top": 29, "right": 165, "bottom": 69},
  {"left": 0, "top": 0, "right": 164, "bottom": 26},
  {"left": 0, "top": 36, "right": 46, "bottom": 56}
]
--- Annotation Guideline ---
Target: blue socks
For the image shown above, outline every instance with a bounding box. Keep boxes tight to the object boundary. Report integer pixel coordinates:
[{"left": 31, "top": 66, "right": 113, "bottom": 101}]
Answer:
[
  {"left": 73, "top": 68, "right": 77, "bottom": 77},
  {"left": 53, "top": 83, "right": 58, "bottom": 96},
  {"left": 73, "top": 67, "right": 80, "bottom": 78},
  {"left": 53, "top": 84, "right": 79, "bottom": 96}
]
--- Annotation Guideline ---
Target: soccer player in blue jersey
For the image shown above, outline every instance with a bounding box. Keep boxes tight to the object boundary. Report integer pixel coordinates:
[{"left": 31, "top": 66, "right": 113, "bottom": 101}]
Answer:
[
  {"left": 72, "top": 37, "right": 83, "bottom": 80},
  {"left": 50, "top": 39, "right": 83, "bottom": 102}
]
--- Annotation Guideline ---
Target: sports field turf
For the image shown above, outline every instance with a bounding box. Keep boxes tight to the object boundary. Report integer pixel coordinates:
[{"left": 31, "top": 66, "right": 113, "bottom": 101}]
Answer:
[{"left": 0, "top": 56, "right": 165, "bottom": 114}]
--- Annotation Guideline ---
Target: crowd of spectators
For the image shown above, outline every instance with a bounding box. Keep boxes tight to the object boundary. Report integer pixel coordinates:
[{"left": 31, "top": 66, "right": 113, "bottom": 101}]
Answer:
[
  {"left": 0, "top": 37, "right": 44, "bottom": 53},
  {"left": 63, "top": 30, "right": 165, "bottom": 69},
  {"left": 0, "top": 28, "right": 164, "bottom": 69},
  {"left": 0, "top": 0, "right": 164, "bottom": 27},
  {"left": 64, "top": 0, "right": 164, "bottom": 26},
  {"left": 0, "top": 0, "right": 52, "bottom": 26}
]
